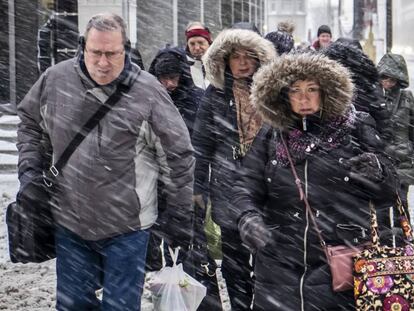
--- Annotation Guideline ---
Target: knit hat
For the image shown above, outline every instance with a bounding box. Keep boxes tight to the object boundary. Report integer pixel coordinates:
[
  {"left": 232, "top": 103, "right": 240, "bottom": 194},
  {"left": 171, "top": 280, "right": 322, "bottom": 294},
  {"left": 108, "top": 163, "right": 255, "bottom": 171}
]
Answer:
[
  {"left": 185, "top": 28, "right": 212, "bottom": 44},
  {"left": 265, "top": 21, "right": 295, "bottom": 55},
  {"left": 153, "top": 53, "right": 182, "bottom": 77},
  {"left": 317, "top": 25, "right": 331, "bottom": 37}
]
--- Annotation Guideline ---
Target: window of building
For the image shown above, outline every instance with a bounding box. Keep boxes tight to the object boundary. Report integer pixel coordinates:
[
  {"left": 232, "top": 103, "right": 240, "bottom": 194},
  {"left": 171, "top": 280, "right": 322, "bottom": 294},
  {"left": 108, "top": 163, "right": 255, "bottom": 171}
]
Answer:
[
  {"left": 296, "top": 0, "right": 305, "bottom": 13},
  {"left": 272, "top": 0, "right": 305, "bottom": 14},
  {"left": 270, "top": 0, "right": 277, "bottom": 12},
  {"left": 281, "top": 0, "right": 293, "bottom": 12}
]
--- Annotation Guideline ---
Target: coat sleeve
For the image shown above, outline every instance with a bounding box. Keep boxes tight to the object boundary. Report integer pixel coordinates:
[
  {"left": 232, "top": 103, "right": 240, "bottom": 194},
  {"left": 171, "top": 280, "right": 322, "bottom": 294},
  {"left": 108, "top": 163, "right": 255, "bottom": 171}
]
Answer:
[
  {"left": 231, "top": 126, "right": 271, "bottom": 225},
  {"left": 404, "top": 90, "right": 414, "bottom": 150},
  {"left": 191, "top": 87, "right": 217, "bottom": 195},
  {"left": 149, "top": 83, "right": 195, "bottom": 242},
  {"left": 16, "top": 72, "right": 49, "bottom": 178},
  {"left": 354, "top": 112, "right": 399, "bottom": 206}
]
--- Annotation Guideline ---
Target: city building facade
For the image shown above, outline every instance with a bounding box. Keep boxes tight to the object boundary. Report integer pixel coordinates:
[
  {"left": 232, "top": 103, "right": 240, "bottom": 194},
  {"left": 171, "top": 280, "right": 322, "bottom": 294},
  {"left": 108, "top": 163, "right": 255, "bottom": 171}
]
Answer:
[{"left": 0, "top": 0, "right": 265, "bottom": 106}]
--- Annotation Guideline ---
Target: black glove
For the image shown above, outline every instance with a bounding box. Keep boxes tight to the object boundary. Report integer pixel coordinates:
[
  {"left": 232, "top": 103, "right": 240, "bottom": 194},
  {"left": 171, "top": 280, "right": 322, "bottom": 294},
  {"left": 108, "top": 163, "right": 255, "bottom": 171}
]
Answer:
[
  {"left": 17, "top": 169, "right": 48, "bottom": 204},
  {"left": 342, "top": 152, "right": 384, "bottom": 183},
  {"left": 238, "top": 213, "right": 272, "bottom": 251}
]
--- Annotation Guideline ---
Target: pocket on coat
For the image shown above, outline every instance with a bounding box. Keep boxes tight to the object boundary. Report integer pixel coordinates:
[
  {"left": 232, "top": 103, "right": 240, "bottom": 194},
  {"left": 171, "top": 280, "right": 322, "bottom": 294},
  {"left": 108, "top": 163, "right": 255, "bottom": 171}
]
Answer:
[{"left": 335, "top": 223, "right": 369, "bottom": 245}]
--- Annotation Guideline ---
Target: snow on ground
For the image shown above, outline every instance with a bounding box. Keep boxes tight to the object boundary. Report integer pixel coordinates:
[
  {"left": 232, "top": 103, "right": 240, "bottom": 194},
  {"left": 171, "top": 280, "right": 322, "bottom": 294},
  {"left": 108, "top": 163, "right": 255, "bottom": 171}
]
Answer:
[{"left": 0, "top": 175, "right": 154, "bottom": 310}]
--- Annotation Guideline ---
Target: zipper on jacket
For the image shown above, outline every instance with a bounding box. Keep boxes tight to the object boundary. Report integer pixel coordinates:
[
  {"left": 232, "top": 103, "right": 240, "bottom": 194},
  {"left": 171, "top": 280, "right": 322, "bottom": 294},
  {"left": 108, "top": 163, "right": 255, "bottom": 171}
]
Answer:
[{"left": 299, "top": 159, "right": 309, "bottom": 311}]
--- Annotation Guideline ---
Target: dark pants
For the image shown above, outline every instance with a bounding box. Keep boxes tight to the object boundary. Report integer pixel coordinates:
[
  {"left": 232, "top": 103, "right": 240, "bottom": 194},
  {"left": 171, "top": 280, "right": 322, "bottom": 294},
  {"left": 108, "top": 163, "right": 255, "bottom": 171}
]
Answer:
[
  {"left": 221, "top": 226, "right": 253, "bottom": 310},
  {"left": 55, "top": 226, "right": 149, "bottom": 311}
]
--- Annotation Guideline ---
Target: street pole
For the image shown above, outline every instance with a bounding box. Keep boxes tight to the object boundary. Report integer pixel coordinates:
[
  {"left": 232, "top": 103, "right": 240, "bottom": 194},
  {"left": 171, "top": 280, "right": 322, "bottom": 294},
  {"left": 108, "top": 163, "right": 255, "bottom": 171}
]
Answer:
[
  {"left": 173, "top": 0, "right": 178, "bottom": 46},
  {"left": 353, "top": 0, "right": 363, "bottom": 40},
  {"left": 386, "top": 0, "right": 392, "bottom": 52},
  {"left": 8, "top": 0, "right": 15, "bottom": 107}
]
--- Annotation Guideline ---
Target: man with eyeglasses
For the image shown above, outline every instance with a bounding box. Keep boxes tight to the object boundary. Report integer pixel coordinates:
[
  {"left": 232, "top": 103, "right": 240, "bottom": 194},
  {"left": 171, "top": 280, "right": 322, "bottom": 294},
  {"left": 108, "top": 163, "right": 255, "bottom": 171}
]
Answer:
[{"left": 16, "top": 12, "right": 194, "bottom": 310}]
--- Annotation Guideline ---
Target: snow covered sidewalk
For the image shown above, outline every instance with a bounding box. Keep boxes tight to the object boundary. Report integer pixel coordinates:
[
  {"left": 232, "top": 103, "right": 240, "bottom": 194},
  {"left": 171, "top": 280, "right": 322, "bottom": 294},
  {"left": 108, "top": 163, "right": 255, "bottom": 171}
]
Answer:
[{"left": 0, "top": 175, "right": 171, "bottom": 310}]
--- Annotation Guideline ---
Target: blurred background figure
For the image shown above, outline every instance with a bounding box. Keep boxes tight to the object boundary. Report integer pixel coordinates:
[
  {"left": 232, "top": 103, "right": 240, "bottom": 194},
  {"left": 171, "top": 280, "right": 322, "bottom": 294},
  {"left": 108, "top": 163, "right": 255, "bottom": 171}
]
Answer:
[
  {"left": 323, "top": 38, "right": 384, "bottom": 122},
  {"left": 265, "top": 21, "right": 295, "bottom": 55},
  {"left": 312, "top": 24, "right": 332, "bottom": 51},
  {"left": 150, "top": 47, "right": 203, "bottom": 134},
  {"left": 377, "top": 53, "right": 414, "bottom": 215}
]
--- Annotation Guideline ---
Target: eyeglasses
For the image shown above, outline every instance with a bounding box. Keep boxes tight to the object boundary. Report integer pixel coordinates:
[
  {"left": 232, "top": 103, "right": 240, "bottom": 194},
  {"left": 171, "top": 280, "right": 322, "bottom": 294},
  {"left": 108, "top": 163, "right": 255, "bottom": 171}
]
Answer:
[
  {"left": 380, "top": 77, "right": 396, "bottom": 83},
  {"left": 288, "top": 86, "right": 320, "bottom": 98},
  {"left": 85, "top": 47, "right": 125, "bottom": 61}
]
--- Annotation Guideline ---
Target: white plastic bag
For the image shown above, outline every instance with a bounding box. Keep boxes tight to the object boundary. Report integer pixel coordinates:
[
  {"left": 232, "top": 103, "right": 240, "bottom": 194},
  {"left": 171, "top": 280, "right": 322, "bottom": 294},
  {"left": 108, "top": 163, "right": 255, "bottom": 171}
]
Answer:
[{"left": 149, "top": 247, "right": 207, "bottom": 311}]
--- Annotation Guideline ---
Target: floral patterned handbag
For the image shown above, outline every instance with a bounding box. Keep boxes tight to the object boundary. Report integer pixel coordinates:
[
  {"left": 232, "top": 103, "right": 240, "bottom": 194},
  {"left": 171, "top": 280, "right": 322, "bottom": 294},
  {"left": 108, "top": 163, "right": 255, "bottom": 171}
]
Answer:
[{"left": 353, "top": 197, "right": 414, "bottom": 311}]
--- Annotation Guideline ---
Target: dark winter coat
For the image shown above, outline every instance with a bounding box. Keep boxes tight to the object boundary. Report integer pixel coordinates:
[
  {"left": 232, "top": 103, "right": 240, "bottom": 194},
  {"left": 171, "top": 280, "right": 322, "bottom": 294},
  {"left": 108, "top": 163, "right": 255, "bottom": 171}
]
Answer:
[
  {"left": 377, "top": 53, "right": 414, "bottom": 185},
  {"left": 17, "top": 52, "right": 195, "bottom": 241},
  {"left": 149, "top": 48, "right": 204, "bottom": 136},
  {"left": 323, "top": 40, "right": 386, "bottom": 124},
  {"left": 233, "top": 53, "right": 397, "bottom": 310},
  {"left": 192, "top": 29, "right": 276, "bottom": 229}
]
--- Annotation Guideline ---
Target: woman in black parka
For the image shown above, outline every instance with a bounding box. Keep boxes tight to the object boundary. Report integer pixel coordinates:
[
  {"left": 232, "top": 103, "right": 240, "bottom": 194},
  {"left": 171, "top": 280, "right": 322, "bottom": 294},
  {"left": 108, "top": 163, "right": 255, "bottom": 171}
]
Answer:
[
  {"left": 192, "top": 28, "right": 276, "bottom": 310},
  {"left": 233, "top": 53, "right": 397, "bottom": 310}
]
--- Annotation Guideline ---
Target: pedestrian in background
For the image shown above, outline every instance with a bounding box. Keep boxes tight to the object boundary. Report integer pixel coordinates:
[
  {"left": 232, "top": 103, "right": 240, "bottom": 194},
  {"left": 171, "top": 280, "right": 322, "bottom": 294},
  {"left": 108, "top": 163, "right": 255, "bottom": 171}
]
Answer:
[
  {"left": 323, "top": 38, "right": 385, "bottom": 123},
  {"left": 192, "top": 27, "right": 276, "bottom": 310},
  {"left": 233, "top": 53, "right": 397, "bottom": 310},
  {"left": 149, "top": 47, "right": 221, "bottom": 310},
  {"left": 184, "top": 21, "right": 212, "bottom": 90},
  {"left": 265, "top": 21, "right": 295, "bottom": 55},
  {"left": 17, "top": 12, "right": 194, "bottom": 310},
  {"left": 150, "top": 47, "right": 203, "bottom": 135},
  {"left": 312, "top": 24, "right": 332, "bottom": 51},
  {"left": 377, "top": 53, "right": 414, "bottom": 217}
]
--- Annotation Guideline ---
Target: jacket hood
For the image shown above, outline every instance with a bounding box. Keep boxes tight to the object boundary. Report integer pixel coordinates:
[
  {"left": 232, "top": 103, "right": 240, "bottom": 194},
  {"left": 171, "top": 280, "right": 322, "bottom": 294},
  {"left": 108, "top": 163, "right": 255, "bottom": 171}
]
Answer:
[
  {"left": 202, "top": 29, "right": 277, "bottom": 89},
  {"left": 251, "top": 53, "right": 354, "bottom": 130},
  {"left": 377, "top": 53, "right": 409, "bottom": 88},
  {"left": 323, "top": 40, "right": 380, "bottom": 112},
  {"left": 149, "top": 47, "right": 195, "bottom": 89}
]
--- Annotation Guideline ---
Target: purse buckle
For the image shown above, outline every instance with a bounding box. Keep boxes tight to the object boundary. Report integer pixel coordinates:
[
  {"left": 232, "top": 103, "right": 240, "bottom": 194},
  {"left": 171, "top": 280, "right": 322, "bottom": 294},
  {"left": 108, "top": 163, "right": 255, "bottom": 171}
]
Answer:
[{"left": 49, "top": 165, "right": 59, "bottom": 177}]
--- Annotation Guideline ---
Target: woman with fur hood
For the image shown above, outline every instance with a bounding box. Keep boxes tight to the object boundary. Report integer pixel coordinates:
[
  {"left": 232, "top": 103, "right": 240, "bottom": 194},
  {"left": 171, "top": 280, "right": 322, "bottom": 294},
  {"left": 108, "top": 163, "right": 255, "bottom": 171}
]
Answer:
[
  {"left": 233, "top": 53, "right": 397, "bottom": 310},
  {"left": 191, "top": 28, "right": 276, "bottom": 310}
]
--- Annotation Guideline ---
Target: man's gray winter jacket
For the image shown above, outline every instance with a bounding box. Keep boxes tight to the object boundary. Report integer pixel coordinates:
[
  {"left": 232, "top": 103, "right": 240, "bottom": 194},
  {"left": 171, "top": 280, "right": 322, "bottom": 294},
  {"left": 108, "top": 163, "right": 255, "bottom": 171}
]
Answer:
[{"left": 17, "top": 57, "right": 195, "bottom": 241}]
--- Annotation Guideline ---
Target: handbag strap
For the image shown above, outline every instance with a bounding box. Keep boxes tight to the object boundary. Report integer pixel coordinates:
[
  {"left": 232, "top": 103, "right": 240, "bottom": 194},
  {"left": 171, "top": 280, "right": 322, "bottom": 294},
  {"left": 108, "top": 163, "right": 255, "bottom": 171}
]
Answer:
[
  {"left": 369, "top": 194, "right": 413, "bottom": 248},
  {"left": 395, "top": 194, "right": 413, "bottom": 242},
  {"left": 45, "top": 84, "right": 129, "bottom": 182},
  {"left": 280, "top": 134, "right": 327, "bottom": 249}
]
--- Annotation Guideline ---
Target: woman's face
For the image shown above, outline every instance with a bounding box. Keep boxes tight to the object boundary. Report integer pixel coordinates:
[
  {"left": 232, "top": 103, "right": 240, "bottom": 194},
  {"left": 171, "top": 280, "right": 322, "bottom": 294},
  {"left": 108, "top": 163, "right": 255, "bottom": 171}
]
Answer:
[
  {"left": 288, "top": 80, "right": 321, "bottom": 116},
  {"left": 228, "top": 49, "right": 259, "bottom": 79}
]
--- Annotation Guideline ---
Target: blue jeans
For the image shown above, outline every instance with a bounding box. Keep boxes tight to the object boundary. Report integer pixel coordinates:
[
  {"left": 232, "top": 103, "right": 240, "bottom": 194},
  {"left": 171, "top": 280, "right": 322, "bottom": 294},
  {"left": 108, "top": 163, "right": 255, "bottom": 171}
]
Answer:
[{"left": 55, "top": 226, "right": 149, "bottom": 311}]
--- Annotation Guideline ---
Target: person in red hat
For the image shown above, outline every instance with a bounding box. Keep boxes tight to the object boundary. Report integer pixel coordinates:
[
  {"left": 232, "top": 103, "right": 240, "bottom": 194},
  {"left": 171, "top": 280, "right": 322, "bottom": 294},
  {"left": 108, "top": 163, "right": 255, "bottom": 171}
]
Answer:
[{"left": 184, "top": 22, "right": 212, "bottom": 89}]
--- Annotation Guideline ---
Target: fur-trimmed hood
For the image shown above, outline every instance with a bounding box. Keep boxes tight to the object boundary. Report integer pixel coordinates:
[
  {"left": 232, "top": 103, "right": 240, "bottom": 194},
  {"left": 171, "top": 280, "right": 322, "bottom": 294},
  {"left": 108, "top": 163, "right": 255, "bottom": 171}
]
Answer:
[
  {"left": 202, "top": 29, "right": 277, "bottom": 89},
  {"left": 251, "top": 53, "right": 354, "bottom": 130}
]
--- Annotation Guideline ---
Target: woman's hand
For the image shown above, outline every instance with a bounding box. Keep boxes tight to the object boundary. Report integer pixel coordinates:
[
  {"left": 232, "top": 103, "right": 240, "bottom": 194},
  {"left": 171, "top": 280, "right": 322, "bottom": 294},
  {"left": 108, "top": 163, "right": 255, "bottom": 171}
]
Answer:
[
  {"left": 342, "top": 152, "right": 383, "bottom": 183},
  {"left": 238, "top": 213, "right": 272, "bottom": 251}
]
